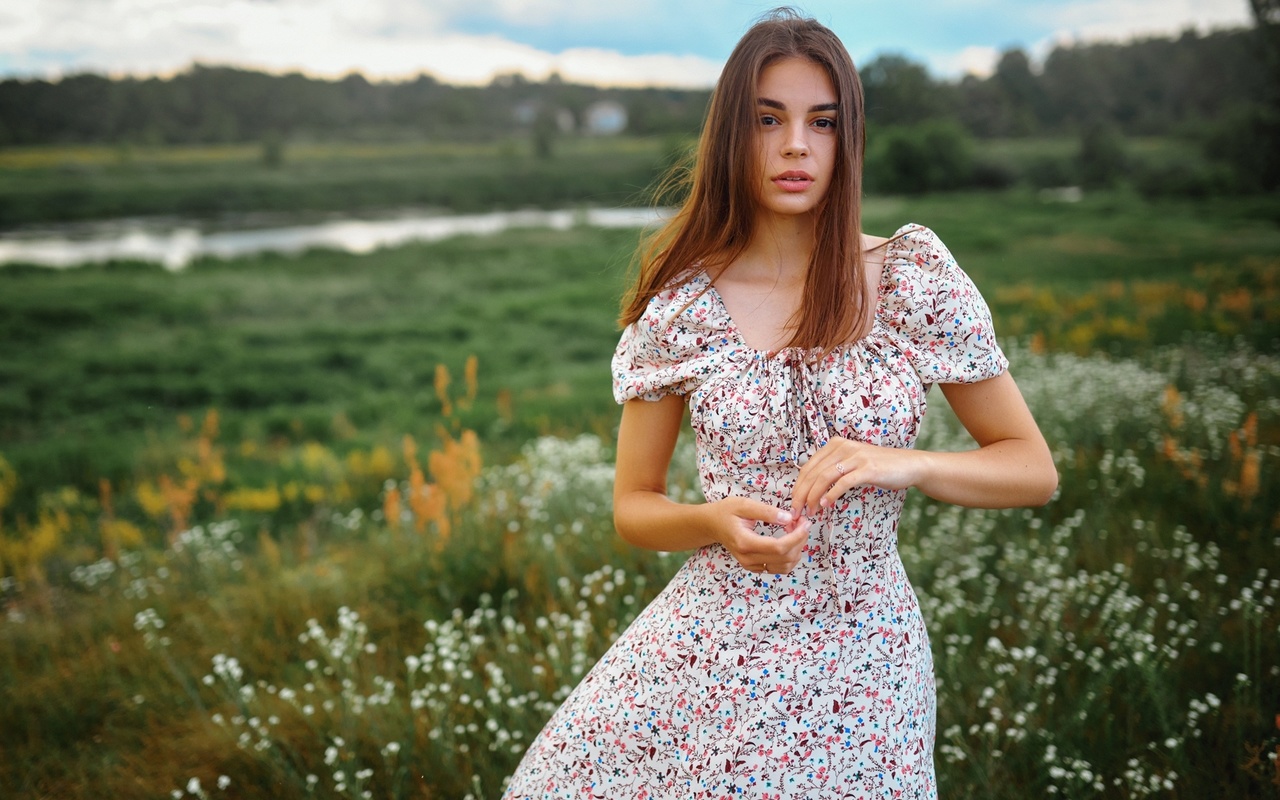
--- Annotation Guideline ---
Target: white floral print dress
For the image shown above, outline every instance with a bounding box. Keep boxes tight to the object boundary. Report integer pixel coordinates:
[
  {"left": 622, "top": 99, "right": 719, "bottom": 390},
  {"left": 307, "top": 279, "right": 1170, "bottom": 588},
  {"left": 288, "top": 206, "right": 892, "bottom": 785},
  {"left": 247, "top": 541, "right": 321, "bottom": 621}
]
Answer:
[{"left": 503, "top": 224, "right": 1008, "bottom": 800}]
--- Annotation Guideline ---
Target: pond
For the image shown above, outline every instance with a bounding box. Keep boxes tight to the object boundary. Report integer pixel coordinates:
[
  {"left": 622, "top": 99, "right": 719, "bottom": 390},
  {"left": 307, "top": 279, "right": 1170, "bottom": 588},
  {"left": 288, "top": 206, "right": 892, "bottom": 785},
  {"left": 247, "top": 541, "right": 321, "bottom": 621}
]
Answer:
[{"left": 0, "top": 206, "right": 671, "bottom": 271}]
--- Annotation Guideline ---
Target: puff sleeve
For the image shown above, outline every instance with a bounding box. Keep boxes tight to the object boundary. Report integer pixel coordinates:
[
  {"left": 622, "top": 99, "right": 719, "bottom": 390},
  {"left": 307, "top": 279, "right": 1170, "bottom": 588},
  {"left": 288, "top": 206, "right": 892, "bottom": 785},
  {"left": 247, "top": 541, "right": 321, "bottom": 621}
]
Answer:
[
  {"left": 881, "top": 224, "right": 1008, "bottom": 385},
  {"left": 611, "top": 278, "right": 727, "bottom": 403}
]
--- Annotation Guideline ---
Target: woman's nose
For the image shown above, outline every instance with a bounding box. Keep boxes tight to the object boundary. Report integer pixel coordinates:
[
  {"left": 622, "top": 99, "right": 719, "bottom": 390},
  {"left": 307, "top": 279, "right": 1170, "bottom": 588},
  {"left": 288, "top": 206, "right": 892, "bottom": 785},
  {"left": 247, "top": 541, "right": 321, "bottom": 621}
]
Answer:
[{"left": 782, "top": 125, "right": 809, "bottom": 157}]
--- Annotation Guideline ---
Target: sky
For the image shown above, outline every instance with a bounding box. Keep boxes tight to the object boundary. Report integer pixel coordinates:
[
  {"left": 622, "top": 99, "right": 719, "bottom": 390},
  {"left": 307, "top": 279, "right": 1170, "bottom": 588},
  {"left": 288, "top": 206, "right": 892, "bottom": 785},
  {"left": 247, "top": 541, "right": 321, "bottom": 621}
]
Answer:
[{"left": 0, "top": 0, "right": 1255, "bottom": 88}]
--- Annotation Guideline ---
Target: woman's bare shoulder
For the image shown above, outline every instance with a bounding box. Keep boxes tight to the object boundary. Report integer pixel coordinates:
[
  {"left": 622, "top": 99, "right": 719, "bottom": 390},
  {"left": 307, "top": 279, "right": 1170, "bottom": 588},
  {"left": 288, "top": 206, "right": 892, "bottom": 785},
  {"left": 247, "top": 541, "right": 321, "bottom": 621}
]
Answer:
[
  {"left": 860, "top": 233, "right": 892, "bottom": 276},
  {"left": 860, "top": 232, "right": 891, "bottom": 250}
]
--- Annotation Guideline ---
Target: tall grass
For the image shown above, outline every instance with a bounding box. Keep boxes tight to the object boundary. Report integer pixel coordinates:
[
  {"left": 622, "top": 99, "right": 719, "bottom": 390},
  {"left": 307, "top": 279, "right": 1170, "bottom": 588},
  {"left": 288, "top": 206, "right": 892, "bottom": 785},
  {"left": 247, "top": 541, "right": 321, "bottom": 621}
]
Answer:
[
  {"left": 2, "top": 190, "right": 1279, "bottom": 797},
  {"left": 1, "top": 335, "right": 1276, "bottom": 798},
  {"left": 3, "top": 190, "right": 1278, "bottom": 527}
]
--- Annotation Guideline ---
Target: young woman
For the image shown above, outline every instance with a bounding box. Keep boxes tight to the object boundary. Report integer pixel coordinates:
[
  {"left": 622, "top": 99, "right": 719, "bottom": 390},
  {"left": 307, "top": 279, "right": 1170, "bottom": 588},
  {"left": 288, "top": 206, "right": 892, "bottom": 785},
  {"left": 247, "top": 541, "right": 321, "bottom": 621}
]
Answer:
[{"left": 504, "top": 9, "right": 1057, "bottom": 799}]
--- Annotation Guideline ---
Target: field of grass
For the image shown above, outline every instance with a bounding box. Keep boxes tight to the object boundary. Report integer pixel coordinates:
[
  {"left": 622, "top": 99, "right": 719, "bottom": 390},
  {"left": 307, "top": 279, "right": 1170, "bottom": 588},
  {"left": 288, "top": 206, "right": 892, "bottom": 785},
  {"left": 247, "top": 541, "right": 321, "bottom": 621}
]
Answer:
[
  {"left": 0, "top": 137, "right": 680, "bottom": 227},
  {"left": 3, "top": 189, "right": 1277, "bottom": 518},
  {"left": 975, "top": 135, "right": 1201, "bottom": 167},
  {"left": 1, "top": 189, "right": 1279, "bottom": 798},
  {"left": 0, "top": 134, "right": 1229, "bottom": 230}
]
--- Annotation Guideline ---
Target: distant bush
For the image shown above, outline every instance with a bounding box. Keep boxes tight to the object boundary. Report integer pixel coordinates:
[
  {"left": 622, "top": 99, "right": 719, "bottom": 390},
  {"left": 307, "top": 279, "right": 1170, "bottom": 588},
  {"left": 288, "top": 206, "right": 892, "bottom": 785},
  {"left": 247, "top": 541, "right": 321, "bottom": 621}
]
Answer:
[
  {"left": 1022, "top": 154, "right": 1078, "bottom": 189},
  {"left": 1203, "top": 104, "right": 1280, "bottom": 193},
  {"left": 867, "top": 120, "right": 976, "bottom": 194},
  {"left": 1076, "top": 122, "right": 1128, "bottom": 189},
  {"left": 260, "top": 132, "right": 285, "bottom": 168},
  {"left": 1132, "top": 159, "right": 1233, "bottom": 199},
  {"left": 967, "top": 157, "right": 1018, "bottom": 190}
]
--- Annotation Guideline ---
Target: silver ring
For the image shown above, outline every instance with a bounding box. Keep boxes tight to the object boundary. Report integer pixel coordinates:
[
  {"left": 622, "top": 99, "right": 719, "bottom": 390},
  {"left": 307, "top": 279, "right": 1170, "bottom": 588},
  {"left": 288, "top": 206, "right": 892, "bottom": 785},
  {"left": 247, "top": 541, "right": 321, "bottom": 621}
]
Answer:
[{"left": 835, "top": 462, "right": 846, "bottom": 475}]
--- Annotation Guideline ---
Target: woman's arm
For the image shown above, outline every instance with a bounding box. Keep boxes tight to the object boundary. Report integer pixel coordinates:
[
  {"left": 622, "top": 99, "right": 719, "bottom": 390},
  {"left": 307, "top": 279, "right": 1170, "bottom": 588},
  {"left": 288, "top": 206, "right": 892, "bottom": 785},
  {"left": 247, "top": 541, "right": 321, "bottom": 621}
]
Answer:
[
  {"left": 614, "top": 395, "right": 811, "bottom": 572},
  {"left": 790, "top": 371, "right": 1058, "bottom": 514}
]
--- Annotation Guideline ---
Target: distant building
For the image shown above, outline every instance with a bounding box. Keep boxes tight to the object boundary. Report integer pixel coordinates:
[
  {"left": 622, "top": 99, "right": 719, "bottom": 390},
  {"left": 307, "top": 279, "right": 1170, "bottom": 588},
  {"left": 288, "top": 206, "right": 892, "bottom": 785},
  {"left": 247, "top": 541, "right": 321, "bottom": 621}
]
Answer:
[
  {"left": 513, "top": 101, "right": 577, "bottom": 134},
  {"left": 513, "top": 100, "right": 538, "bottom": 126},
  {"left": 555, "top": 108, "right": 576, "bottom": 134},
  {"left": 583, "top": 101, "right": 627, "bottom": 135}
]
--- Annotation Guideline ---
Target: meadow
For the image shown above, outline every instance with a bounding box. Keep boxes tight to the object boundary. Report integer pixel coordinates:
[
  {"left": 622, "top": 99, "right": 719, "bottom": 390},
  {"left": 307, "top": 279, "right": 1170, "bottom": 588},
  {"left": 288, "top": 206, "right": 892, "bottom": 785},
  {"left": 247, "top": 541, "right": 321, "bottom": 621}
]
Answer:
[
  {"left": 0, "top": 133, "right": 1214, "bottom": 229},
  {"left": 1, "top": 188, "right": 1279, "bottom": 798},
  {"left": 0, "top": 137, "right": 678, "bottom": 227}
]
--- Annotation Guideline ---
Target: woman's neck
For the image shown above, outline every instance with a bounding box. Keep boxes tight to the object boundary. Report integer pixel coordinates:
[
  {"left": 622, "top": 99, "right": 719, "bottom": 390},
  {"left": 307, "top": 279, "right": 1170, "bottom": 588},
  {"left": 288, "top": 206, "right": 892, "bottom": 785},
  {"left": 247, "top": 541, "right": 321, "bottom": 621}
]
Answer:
[{"left": 731, "top": 210, "right": 816, "bottom": 285}]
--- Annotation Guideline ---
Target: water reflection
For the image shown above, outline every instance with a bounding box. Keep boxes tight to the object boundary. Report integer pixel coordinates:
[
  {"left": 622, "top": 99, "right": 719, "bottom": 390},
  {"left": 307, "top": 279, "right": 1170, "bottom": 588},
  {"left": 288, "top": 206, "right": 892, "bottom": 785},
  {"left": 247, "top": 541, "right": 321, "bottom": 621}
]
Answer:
[{"left": 0, "top": 207, "right": 671, "bottom": 271}]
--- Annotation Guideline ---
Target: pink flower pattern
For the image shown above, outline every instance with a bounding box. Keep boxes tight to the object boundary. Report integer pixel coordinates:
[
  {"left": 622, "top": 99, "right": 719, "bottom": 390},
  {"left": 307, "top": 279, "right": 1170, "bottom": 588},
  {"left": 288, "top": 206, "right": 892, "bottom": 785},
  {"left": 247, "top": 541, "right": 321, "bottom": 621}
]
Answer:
[{"left": 503, "top": 225, "right": 1007, "bottom": 799}]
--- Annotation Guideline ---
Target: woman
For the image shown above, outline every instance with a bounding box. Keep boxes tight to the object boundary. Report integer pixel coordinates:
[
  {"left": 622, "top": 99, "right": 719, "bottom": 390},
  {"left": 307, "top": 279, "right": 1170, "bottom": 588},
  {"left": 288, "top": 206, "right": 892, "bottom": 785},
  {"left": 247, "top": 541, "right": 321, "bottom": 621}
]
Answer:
[{"left": 504, "top": 9, "right": 1057, "bottom": 799}]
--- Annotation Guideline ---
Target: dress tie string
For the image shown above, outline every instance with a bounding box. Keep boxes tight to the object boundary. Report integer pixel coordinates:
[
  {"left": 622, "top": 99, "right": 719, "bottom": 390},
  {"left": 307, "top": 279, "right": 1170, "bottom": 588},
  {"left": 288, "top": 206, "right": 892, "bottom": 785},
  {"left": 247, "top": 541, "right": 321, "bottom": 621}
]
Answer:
[{"left": 778, "top": 349, "right": 841, "bottom": 603}]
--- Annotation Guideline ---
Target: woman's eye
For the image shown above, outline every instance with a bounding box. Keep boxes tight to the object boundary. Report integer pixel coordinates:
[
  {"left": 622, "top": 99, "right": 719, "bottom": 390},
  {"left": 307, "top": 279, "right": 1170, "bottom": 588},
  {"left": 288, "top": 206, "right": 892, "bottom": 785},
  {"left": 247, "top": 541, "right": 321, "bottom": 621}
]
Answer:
[
  {"left": 760, "top": 114, "right": 780, "bottom": 126},
  {"left": 813, "top": 117, "right": 836, "bottom": 129}
]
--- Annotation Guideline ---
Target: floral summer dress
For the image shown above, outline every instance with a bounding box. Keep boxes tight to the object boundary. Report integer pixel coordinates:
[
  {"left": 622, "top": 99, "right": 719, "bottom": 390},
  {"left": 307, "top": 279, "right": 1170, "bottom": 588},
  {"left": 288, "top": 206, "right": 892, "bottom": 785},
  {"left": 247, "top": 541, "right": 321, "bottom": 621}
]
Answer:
[{"left": 503, "top": 224, "right": 1008, "bottom": 800}]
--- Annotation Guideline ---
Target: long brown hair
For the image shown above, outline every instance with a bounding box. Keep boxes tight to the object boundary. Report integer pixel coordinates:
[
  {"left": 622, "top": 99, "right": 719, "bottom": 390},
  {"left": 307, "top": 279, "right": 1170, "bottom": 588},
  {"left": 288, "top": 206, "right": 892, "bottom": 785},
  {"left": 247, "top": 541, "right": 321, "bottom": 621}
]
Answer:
[{"left": 619, "top": 8, "right": 870, "bottom": 349}]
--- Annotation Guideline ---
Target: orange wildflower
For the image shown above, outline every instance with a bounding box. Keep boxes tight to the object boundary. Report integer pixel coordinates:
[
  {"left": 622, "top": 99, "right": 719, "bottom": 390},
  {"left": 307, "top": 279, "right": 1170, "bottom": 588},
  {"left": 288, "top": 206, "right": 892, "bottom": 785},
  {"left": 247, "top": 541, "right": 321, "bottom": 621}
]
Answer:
[
  {"left": 435, "top": 363, "right": 453, "bottom": 418},
  {"left": 383, "top": 485, "right": 402, "bottom": 532}
]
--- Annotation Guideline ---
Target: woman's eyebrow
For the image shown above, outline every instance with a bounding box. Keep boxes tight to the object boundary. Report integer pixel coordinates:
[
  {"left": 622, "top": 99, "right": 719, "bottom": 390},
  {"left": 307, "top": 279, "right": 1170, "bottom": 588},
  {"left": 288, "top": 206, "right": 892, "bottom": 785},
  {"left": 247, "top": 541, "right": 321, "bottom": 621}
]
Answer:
[{"left": 757, "top": 97, "right": 839, "bottom": 112}]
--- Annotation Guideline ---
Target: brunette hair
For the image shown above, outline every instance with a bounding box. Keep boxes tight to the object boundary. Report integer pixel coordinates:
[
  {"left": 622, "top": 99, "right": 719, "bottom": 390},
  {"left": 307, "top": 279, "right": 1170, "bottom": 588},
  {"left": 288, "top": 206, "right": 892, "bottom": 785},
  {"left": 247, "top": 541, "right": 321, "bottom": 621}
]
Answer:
[{"left": 619, "top": 7, "right": 870, "bottom": 349}]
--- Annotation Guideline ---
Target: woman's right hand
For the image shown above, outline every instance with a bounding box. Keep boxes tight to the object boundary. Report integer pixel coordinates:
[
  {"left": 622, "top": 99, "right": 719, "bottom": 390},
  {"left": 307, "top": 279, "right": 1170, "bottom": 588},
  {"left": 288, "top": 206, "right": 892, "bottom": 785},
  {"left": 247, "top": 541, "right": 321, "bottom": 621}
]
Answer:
[
  {"left": 614, "top": 396, "right": 812, "bottom": 566},
  {"left": 703, "top": 497, "right": 811, "bottom": 574}
]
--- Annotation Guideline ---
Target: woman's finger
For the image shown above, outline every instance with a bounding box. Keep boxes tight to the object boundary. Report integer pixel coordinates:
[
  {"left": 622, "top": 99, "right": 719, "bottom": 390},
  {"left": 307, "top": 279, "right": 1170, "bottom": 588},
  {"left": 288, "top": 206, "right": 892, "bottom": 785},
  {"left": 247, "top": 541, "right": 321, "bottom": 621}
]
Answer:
[
  {"left": 794, "top": 460, "right": 852, "bottom": 515},
  {"left": 731, "top": 518, "right": 810, "bottom": 567},
  {"left": 728, "top": 497, "right": 795, "bottom": 527},
  {"left": 791, "top": 439, "right": 857, "bottom": 512}
]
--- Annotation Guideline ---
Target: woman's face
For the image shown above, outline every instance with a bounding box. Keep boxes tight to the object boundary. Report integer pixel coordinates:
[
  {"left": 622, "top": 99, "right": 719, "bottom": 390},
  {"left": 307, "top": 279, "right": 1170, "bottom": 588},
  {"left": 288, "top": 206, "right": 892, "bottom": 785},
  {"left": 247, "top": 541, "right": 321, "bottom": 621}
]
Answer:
[{"left": 752, "top": 57, "right": 839, "bottom": 222}]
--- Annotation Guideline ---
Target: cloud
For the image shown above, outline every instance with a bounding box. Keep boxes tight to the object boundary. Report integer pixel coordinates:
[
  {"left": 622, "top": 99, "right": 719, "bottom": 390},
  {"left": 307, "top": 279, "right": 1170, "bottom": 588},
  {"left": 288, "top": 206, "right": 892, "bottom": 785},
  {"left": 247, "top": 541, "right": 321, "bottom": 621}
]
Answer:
[
  {"left": 858, "top": 0, "right": 1252, "bottom": 79},
  {"left": 0, "top": 0, "right": 719, "bottom": 85},
  {"left": 551, "top": 49, "right": 721, "bottom": 87},
  {"left": 1006, "top": 0, "right": 1252, "bottom": 71},
  {"left": 452, "top": 0, "right": 656, "bottom": 28},
  {"left": 925, "top": 45, "right": 1002, "bottom": 79},
  {"left": 0, "top": 0, "right": 1257, "bottom": 87},
  {"left": 1041, "top": 0, "right": 1251, "bottom": 42}
]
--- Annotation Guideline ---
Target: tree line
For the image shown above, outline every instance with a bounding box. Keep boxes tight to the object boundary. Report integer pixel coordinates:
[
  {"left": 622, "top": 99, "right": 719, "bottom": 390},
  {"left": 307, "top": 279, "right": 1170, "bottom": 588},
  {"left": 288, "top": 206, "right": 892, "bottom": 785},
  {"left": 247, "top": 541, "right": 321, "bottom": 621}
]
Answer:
[
  {"left": 0, "top": 26, "right": 1268, "bottom": 145},
  {"left": 1, "top": 20, "right": 1276, "bottom": 194}
]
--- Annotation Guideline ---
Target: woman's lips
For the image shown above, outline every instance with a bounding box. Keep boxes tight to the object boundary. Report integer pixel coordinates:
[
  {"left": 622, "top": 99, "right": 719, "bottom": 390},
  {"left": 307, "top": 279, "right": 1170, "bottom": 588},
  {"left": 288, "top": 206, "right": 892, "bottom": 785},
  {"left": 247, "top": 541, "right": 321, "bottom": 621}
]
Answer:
[{"left": 773, "top": 170, "right": 814, "bottom": 192}]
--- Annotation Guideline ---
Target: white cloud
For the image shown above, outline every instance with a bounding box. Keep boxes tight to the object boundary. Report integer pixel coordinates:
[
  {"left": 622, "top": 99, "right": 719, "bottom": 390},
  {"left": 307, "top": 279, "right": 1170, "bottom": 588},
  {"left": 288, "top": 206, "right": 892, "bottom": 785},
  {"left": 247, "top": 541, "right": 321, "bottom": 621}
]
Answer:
[
  {"left": 0, "top": 0, "right": 715, "bottom": 85},
  {"left": 905, "top": 0, "right": 1251, "bottom": 79},
  {"left": 1041, "top": 0, "right": 1251, "bottom": 44},
  {"left": 477, "top": 0, "right": 656, "bottom": 26},
  {"left": 552, "top": 48, "right": 721, "bottom": 88},
  {"left": 926, "top": 45, "right": 1001, "bottom": 79},
  {"left": 0, "top": 0, "right": 1258, "bottom": 86}
]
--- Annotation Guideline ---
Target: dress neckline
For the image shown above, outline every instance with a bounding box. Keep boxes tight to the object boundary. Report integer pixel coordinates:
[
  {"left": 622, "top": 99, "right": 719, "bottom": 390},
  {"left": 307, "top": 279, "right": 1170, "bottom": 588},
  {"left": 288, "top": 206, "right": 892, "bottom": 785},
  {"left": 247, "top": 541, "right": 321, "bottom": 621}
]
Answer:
[{"left": 703, "top": 223, "right": 917, "bottom": 358}]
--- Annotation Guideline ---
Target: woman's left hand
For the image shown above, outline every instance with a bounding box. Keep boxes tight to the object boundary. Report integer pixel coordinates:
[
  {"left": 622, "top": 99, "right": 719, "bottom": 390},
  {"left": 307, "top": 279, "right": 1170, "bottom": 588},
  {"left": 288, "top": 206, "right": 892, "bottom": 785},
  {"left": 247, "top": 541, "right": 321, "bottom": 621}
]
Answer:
[{"left": 790, "top": 437, "right": 925, "bottom": 517}]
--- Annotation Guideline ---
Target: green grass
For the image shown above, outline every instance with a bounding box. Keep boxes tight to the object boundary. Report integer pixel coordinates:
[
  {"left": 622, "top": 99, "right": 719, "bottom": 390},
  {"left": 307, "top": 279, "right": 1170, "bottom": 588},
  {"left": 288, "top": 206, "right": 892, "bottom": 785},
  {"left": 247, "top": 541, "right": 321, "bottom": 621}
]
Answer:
[
  {"left": 0, "top": 135, "right": 1231, "bottom": 229},
  {"left": 1, "top": 338, "right": 1276, "bottom": 799},
  {"left": 0, "top": 224, "right": 638, "bottom": 513},
  {"left": 1, "top": 188, "right": 1279, "bottom": 797},
  {"left": 3, "top": 190, "right": 1279, "bottom": 520},
  {"left": 863, "top": 189, "right": 1278, "bottom": 286},
  {"left": 974, "top": 135, "right": 1199, "bottom": 163},
  {"left": 0, "top": 137, "right": 678, "bottom": 227}
]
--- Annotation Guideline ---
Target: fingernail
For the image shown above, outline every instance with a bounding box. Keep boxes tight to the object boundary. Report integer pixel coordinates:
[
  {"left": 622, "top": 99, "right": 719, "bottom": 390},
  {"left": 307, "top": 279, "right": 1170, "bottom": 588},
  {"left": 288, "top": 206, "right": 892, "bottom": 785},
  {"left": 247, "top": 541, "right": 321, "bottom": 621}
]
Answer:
[
  {"left": 777, "top": 511, "right": 792, "bottom": 524},
  {"left": 820, "top": 498, "right": 830, "bottom": 509}
]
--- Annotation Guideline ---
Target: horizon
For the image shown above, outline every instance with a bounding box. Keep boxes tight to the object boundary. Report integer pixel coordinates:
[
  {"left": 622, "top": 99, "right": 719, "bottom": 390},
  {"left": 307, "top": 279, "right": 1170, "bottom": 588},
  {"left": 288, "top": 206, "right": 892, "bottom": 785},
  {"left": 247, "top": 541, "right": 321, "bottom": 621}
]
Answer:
[{"left": 0, "top": 1, "right": 1255, "bottom": 89}]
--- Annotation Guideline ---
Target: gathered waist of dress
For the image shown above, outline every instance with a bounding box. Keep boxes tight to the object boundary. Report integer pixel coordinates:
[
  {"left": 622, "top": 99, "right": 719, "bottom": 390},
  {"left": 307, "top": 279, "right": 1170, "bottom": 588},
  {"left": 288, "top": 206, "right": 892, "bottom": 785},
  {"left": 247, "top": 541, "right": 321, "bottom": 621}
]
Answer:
[{"left": 685, "top": 537, "right": 920, "bottom": 621}]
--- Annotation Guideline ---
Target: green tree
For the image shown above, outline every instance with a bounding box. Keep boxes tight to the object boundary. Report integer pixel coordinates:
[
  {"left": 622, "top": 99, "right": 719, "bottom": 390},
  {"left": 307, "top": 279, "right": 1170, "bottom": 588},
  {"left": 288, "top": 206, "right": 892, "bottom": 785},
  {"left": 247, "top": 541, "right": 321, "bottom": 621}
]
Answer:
[
  {"left": 991, "top": 49, "right": 1042, "bottom": 135},
  {"left": 1252, "top": 0, "right": 1280, "bottom": 90},
  {"left": 861, "top": 54, "right": 943, "bottom": 127},
  {"left": 868, "top": 120, "right": 974, "bottom": 194},
  {"left": 532, "top": 106, "right": 559, "bottom": 160}
]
